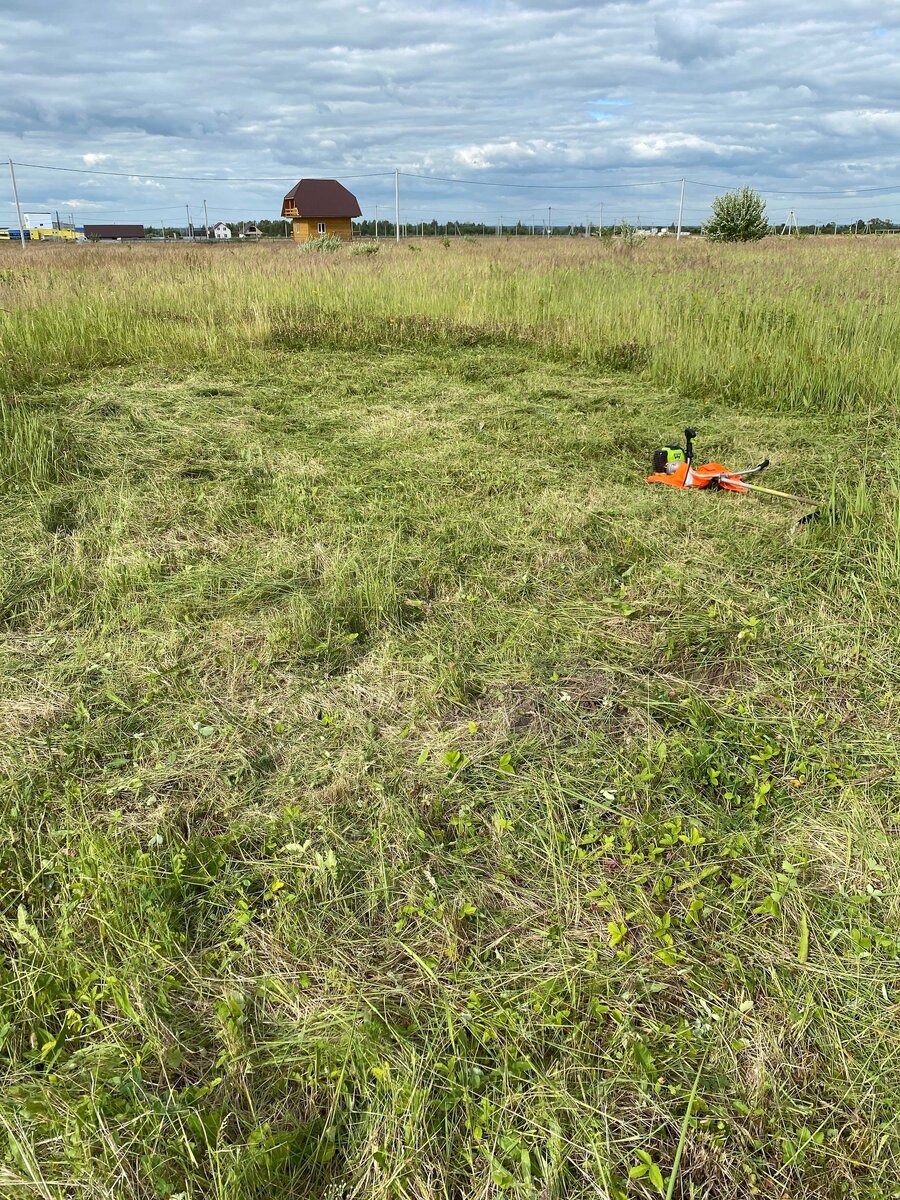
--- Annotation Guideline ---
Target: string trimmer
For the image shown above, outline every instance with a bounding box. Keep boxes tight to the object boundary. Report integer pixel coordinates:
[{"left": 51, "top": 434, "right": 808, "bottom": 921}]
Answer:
[{"left": 648, "top": 428, "right": 821, "bottom": 524}]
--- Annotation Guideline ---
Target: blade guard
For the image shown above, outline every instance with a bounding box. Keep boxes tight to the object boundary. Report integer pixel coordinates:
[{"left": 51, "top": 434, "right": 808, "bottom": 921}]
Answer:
[{"left": 647, "top": 461, "right": 749, "bottom": 492}]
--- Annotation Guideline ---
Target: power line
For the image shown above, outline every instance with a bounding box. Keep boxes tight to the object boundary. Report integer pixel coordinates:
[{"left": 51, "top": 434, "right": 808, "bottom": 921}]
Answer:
[
  {"left": 12, "top": 157, "right": 900, "bottom": 200},
  {"left": 11, "top": 160, "right": 393, "bottom": 183},
  {"left": 402, "top": 171, "right": 900, "bottom": 199},
  {"left": 10, "top": 157, "right": 900, "bottom": 199},
  {"left": 684, "top": 177, "right": 900, "bottom": 197},
  {"left": 399, "top": 171, "right": 684, "bottom": 191}
]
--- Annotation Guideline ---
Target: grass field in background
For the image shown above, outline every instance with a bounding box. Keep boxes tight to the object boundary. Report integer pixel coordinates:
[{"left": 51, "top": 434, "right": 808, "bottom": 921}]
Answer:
[
  {"left": 1, "top": 239, "right": 899, "bottom": 1199},
  {"left": 1, "top": 236, "right": 899, "bottom": 410}
]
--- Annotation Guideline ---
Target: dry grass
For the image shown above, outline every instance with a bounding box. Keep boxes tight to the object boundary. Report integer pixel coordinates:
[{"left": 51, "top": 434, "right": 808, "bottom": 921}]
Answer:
[{"left": 2, "top": 236, "right": 899, "bottom": 411}]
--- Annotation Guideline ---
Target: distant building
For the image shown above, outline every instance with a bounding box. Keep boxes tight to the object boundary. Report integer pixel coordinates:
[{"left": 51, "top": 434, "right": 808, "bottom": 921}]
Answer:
[
  {"left": 239, "top": 223, "right": 262, "bottom": 239},
  {"left": 31, "top": 227, "right": 81, "bottom": 242},
  {"left": 209, "top": 221, "right": 231, "bottom": 239},
  {"left": 15, "top": 214, "right": 81, "bottom": 241},
  {"left": 83, "top": 224, "right": 146, "bottom": 241},
  {"left": 281, "top": 179, "right": 361, "bottom": 242}
]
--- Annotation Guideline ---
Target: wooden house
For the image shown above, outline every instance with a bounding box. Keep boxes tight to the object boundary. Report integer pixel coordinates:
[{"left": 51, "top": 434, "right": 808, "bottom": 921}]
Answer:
[{"left": 281, "top": 179, "right": 361, "bottom": 242}]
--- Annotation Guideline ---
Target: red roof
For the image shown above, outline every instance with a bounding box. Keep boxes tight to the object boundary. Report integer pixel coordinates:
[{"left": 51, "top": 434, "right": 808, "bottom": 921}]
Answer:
[
  {"left": 282, "top": 179, "right": 361, "bottom": 218},
  {"left": 83, "top": 224, "right": 145, "bottom": 239}
]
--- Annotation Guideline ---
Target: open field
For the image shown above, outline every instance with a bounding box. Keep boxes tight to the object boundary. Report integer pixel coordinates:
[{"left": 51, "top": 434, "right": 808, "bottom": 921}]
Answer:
[{"left": 1, "top": 239, "right": 899, "bottom": 1199}]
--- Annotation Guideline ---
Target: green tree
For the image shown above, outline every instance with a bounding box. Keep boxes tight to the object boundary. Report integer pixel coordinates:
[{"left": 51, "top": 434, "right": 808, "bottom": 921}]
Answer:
[{"left": 704, "top": 186, "right": 769, "bottom": 242}]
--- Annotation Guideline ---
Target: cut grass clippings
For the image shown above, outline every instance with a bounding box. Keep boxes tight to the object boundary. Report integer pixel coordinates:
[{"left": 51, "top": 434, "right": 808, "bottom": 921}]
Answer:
[{"left": 0, "top": 242, "right": 899, "bottom": 1199}]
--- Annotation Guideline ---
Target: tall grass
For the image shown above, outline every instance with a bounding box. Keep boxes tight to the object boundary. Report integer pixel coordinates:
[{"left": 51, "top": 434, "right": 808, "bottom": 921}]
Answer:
[{"left": 1, "top": 237, "right": 898, "bottom": 413}]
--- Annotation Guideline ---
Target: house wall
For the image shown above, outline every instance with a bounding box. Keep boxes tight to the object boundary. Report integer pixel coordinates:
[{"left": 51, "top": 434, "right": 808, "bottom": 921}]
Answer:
[
  {"left": 30, "top": 228, "right": 79, "bottom": 241},
  {"left": 291, "top": 217, "right": 354, "bottom": 242}
]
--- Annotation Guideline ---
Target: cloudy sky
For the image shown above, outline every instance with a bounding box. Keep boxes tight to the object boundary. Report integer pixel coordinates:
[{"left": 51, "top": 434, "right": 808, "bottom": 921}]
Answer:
[{"left": 2, "top": 0, "right": 898, "bottom": 228}]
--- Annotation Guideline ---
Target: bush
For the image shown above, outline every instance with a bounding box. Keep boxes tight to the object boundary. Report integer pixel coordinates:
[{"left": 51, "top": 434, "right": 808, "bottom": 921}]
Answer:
[
  {"left": 615, "top": 221, "right": 639, "bottom": 247},
  {"left": 299, "top": 234, "right": 346, "bottom": 253},
  {"left": 704, "top": 186, "right": 769, "bottom": 242},
  {"left": 350, "top": 242, "right": 380, "bottom": 256}
]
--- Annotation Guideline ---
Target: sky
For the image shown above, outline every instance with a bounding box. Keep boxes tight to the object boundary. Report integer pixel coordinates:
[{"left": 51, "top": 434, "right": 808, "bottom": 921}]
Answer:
[{"left": 2, "top": 0, "right": 899, "bottom": 229}]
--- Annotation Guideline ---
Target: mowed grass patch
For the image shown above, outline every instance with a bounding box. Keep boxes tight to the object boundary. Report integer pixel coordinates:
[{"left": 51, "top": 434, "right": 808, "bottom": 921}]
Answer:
[{"left": 1, "top": 344, "right": 899, "bottom": 1199}]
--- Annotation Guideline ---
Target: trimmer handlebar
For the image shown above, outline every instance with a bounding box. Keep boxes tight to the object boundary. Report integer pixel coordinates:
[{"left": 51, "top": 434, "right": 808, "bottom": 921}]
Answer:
[{"left": 684, "top": 428, "right": 697, "bottom": 464}]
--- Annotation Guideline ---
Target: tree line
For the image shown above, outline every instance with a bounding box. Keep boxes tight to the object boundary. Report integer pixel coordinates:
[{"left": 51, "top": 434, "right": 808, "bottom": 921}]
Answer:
[{"left": 141, "top": 200, "right": 899, "bottom": 242}]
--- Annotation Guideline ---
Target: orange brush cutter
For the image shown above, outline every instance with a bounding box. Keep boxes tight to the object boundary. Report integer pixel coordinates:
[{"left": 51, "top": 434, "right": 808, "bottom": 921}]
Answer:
[{"left": 647, "top": 428, "right": 820, "bottom": 520}]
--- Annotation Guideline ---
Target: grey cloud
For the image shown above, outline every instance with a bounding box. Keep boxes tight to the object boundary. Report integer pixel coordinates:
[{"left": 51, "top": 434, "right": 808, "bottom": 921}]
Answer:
[
  {"left": 654, "top": 13, "right": 727, "bottom": 65},
  {"left": 0, "top": 0, "right": 898, "bottom": 228}
]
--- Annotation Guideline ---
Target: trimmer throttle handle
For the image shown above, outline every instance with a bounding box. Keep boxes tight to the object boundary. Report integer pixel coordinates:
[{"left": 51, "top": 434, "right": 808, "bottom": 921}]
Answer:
[{"left": 684, "top": 427, "right": 697, "bottom": 464}]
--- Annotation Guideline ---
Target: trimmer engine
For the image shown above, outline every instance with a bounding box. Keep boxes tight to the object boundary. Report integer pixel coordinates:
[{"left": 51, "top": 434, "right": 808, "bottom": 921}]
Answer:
[
  {"left": 651, "top": 427, "right": 696, "bottom": 475},
  {"left": 651, "top": 445, "right": 687, "bottom": 474}
]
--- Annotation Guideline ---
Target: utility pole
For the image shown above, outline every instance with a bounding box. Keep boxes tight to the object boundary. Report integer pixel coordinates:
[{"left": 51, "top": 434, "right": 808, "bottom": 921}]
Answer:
[
  {"left": 375, "top": 204, "right": 379, "bottom": 238},
  {"left": 599, "top": 201, "right": 603, "bottom": 240},
  {"left": 203, "top": 199, "right": 209, "bottom": 239},
  {"left": 8, "top": 159, "right": 25, "bottom": 251},
  {"left": 676, "top": 178, "right": 685, "bottom": 240},
  {"left": 547, "top": 205, "right": 552, "bottom": 236},
  {"left": 186, "top": 204, "right": 193, "bottom": 239},
  {"left": 394, "top": 168, "right": 400, "bottom": 243}
]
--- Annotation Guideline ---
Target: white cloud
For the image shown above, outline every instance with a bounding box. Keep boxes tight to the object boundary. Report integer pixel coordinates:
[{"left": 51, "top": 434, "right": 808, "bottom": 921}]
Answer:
[
  {"left": 452, "top": 140, "right": 573, "bottom": 170},
  {"left": 629, "top": 133, "right": 755, "bottom": 161},
  {"left": 822, "top": 109, "right": 900, "bottom": 137},
  {"left": 82, "top": 152, "right": 110, "bottom": 165}
]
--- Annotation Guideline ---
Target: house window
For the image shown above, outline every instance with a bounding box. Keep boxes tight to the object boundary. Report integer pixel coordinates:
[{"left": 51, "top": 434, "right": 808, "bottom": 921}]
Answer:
[{"left": 317, "top": 222, "right": 326, "bottom": 234}]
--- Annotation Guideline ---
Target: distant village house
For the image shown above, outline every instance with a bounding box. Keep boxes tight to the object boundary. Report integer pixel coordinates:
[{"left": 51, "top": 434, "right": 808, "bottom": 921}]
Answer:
[
  {"left": 281, "top": 179, "right": 361, "bottom": 242},
  {"left": 83, "top": 224, "right": 146, "bottom": 241},
  {"left": 209, "top": 221, "right": 231, "bottom": 239}
]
